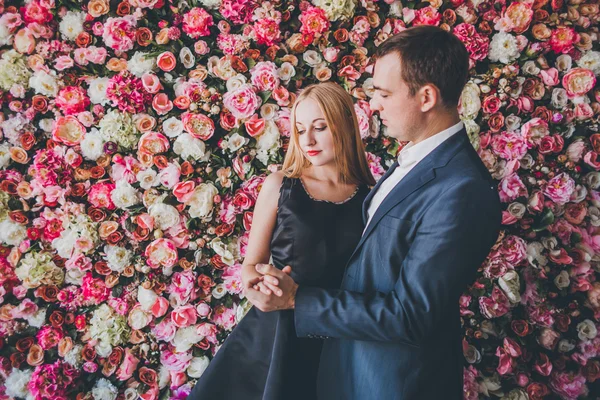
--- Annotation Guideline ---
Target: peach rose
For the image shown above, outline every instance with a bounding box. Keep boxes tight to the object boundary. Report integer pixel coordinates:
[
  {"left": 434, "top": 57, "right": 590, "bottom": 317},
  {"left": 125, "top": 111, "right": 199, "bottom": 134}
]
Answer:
[
  {"left": 157, "top": 51, "right": 176, "bottom": 72},
  {"left": 138, "top": 131, "right": 170, "bottom": 155},
  {"left": 52, "top": 115, "right": 86, "bottom": 146},
  {"left": 562, "top": 68, "right": 596, "bottom": 97},
  {"left": 152, "top": 93, "right": 173, "bottom": 115}
]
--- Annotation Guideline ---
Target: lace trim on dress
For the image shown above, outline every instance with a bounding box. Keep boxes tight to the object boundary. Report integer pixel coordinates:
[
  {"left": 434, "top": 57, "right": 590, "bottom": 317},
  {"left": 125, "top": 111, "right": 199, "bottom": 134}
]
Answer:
[{"left": 298, "top": 177, "right": 360, "bottom": 205}]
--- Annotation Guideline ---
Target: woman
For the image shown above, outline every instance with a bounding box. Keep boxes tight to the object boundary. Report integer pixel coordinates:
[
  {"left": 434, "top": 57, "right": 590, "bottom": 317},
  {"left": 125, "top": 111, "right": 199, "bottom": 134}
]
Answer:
[{"left": 189, "top": 82, "right": 375, "bottom": 399}]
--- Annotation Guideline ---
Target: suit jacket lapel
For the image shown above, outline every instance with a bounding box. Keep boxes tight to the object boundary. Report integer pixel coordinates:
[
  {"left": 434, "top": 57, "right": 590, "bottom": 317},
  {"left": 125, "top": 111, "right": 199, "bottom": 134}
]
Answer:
[
  {"left": 362, "top": 161, "right": 398, "bottom": 223},
  {"left": 350, "top": 129, "right": 470, "bottom": 260}
]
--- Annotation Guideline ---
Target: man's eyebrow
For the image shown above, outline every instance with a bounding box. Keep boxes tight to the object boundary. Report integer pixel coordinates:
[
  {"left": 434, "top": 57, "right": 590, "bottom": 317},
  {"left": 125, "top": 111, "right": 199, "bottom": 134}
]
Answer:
[{"left": 373, "top": 85, "right": 390, "bottom": 92}]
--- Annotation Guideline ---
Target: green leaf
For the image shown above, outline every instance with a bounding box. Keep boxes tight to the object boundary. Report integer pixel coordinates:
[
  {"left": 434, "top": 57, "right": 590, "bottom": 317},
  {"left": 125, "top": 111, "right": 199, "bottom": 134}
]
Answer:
[{"left": 532, "top": 208, "right": 555, "bottom": 232}]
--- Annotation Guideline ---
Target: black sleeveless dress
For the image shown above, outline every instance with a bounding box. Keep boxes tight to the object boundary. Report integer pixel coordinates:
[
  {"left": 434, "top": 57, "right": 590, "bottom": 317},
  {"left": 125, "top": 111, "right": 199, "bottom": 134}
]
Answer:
[{"left": 188, "top": 177, "right": 369, "bottom": 400}]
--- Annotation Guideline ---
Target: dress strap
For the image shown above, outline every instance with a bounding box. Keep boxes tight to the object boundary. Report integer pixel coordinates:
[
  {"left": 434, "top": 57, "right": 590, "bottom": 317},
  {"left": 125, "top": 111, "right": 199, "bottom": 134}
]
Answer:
[{"left": 277, "top": 176, "right": 295, "bottom": 208}]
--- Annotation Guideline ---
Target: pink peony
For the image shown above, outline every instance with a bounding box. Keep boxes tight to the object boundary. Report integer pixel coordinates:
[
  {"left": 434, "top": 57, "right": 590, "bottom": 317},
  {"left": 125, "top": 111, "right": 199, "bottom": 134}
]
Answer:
[
  {"left": 412, "top": 6, "right": 441, "bottom": 26},
  {"left": 499, "top": 173, "right": 529, "bottom": 203},
  {"left": 171, "top": 304, "right": 198, "bottom": 328},
  {"left": 491, "top": 131, "right": 528, "bottom": 160},
  {"left": 145, "top": 238, "right": 179, "bottom": 269},
  {"left": 182, "top": 112, "right": 215, "bottom": 140},
  {"left": 253, "top": 18, "right": 282, "bottom": 46},
  {"left": 160, "top": 347, "right": 193, "bottom": 372},
  {"left": 223, "top": 85, "right": 261, "bottom": 120},
  {"left": 220, "top": 0, "right": 256, "bottom": 25},
  {"left": 250, "top": 61, "right": 280, "bottom": 92},
  {"left": 549, "top": 371, "right": 589, "bottom": 400},
  {"left": 52, "top": 115, "right": 86, "bottom": 146},
  {"left": 102, "top": 16, "right": 137, "bottom": 52},
  {"left": 562, "top": 68, "right": 597, "bottom": 98},
  {"left": 549, "top": 27, "right": 579, "bottom": 54},
  {"left": 299, "top": 5, "right": 330, "bottom": 40},
  {"left": 544, "top": 173, "right": 575, "bottom": 205},
  {"left": 116, "top": 348, "right": 140, "bottom": 381},
  {"left": 182, "top": 7, "right": 213, "bottom": 38},
  {"left": 55, "top": 86, "right": 90, "bottom": 116},
  {"left": 478, "top": 286, "right": 511, "bottom": 318},
  {"left": 88, "top": 182, "right": 116, "bottom": 210}
]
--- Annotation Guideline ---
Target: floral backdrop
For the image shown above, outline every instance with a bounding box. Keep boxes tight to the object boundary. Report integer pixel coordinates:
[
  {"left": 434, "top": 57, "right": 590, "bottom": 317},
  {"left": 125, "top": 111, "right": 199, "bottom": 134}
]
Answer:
[{"left": 0, "top": 0, "right": 599, "bottom": 398}]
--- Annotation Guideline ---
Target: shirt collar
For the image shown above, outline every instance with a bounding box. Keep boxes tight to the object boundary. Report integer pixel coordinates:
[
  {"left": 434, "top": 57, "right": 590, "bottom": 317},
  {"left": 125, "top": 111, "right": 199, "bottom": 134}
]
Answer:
[{"left": 397, "top": 121, "right": 464, "bottom": 167}]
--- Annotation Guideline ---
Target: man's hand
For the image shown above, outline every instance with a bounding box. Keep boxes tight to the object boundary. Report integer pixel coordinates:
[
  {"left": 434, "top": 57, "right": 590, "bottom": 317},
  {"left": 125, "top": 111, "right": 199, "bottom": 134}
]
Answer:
[{"left": 246, "top": 264, "right": 297, "bottom": 312}]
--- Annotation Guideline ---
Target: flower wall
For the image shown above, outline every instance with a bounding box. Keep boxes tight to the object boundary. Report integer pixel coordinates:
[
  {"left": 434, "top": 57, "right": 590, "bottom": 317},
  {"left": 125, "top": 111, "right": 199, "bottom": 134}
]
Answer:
[{"left": 0, "top": 0, "right": 599, "bottom": 398}]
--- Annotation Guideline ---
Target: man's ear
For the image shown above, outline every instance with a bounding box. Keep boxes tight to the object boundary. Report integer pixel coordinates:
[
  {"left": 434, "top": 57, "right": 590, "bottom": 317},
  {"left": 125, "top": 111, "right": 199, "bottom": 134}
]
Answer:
[{"left": 419, "top": 84, "right": 441, "bottom": 113}]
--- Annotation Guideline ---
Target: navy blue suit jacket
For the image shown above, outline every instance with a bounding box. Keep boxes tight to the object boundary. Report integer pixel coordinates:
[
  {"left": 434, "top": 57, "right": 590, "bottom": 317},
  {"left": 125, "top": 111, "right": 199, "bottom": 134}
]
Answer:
[{"left": 294, "top": 129, "right": 502, "bottom": 400}]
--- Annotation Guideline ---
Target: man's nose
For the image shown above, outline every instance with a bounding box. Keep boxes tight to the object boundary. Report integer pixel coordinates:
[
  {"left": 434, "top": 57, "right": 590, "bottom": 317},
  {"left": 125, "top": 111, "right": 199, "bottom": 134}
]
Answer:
[{"left": 370, "top": 97, "right": 381, "bottom": 112}]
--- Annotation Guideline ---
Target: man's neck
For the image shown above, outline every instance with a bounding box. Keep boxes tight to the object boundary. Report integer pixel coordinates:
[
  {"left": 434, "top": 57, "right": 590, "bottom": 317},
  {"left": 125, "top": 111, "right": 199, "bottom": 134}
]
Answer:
[{"left": 411, "top": 113, "right": 462, "bottom": 145}]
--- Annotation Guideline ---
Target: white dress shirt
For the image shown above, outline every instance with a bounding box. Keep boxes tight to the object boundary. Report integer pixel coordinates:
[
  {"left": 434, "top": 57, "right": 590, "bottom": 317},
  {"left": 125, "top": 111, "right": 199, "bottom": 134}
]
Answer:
[{"left": 365, "top": 121, "right": 464, "bottom": 230}]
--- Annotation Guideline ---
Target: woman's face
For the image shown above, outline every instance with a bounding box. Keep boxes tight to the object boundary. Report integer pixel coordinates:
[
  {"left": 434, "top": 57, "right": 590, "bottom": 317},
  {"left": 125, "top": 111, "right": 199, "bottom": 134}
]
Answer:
[{"left": 294, "top": 98, "right": 335, "bottom": 167}]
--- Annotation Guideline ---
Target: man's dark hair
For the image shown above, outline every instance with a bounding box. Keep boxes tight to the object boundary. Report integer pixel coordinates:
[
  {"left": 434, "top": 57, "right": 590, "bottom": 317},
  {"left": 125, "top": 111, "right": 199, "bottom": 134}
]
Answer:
[{"left": 374, "top": 25, "right": 470, "bottom": 107}]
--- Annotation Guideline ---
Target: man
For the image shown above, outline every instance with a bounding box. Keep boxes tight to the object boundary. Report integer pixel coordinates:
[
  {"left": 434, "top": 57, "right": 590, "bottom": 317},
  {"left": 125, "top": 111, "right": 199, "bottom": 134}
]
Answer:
[{"left": 246, "top": 26, "right": 502, "bottom": 400}]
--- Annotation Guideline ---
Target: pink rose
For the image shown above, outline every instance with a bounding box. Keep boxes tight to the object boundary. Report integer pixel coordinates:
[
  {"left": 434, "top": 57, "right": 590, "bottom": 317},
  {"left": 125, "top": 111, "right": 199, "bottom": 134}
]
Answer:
[
  {"left": 171, "top": 304, "right": 198, "bottom": 328},
  {"left": 145, "top": 238, "right": 178, "bottom": 269},
  {"left": 544, "top": 173, "right": 575, "bottom": 205},
  {"left": 499, "top": 235, "right": 528, "bottom": 266},
  {"left": 244, "top": 114, "right": 266, "bottom": 137},
  {"left": 173, "top": 181, "right": 196, "bottom": 203},
  {"left": 478, "top": 286, "right": 511, "bottom": 318},
  {"left": 223, "top": 85, "right": 261, "bottom": 120},
  {"left": 354, "top": 103, "right": 370, "bottom": 139},
  {"left": 499, "top": 173, "right": 529, "bottom": 203},
  {"left": 116, "top": 348, "right": 140, "bottom": 381},
  {"left": 152, "top": 317, "right": 177, "bottom": 342},
  {"left": 453, "top": 23, "right": 489, "bottom": 62},
  {"left": 250, "top": 61, "right": 280, "bottom": 92},
  {"left": 495, "top": 347, "right": 515, "bottom": 375},
  {"left": 521, "top": 117, "right": 549, "bottom": 147},
  {"left": 540, "top": 68, "right": 559, "bottom": 86},
  {"left": 527, "top": 191, "right": 545, "bottom": 213},
  {"left": 562, "top": 68, "right": 597, "bottom": 98},
  {"left": 182, "top": 112, "right": 215, "bottom": 140},
  {"left": 152, "top": 93, "right": 173, "bottom": 115},
  {"left": 412, "top": 6, "right": 441, "bottom": 26},
  {"left": 138, "top": 131, "right": 170, "bottom": 155},
  {"left": 142, "top": 73, "right": 163, "bottom": 94},
  {"left": 10, "top": 298, "right": 38, "bottom": 319},
  {"left": 160, "top": 348, "right": 193, "bottom": 372},
  {"left": 323, "top": 47, "right": 340, "bottom": 63},
  {"left": 157, "top": 51, "right": 177, "bottom": 72},
  {"left": 158, "top": 163, "right": 181, "bottom": 189},
  {"left": 54, "top": 55, "right": 74, "bottom": 71},
  {"left": 197, "top": 303, "right": 212, "bottom": 318},
  {"left": 52, "top": 115, "right": 86, "bottom": 146}
]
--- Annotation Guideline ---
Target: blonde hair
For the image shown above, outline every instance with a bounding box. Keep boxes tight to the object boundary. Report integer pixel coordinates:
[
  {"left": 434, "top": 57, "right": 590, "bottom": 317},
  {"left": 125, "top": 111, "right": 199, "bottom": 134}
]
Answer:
[{"left": 282, "top": 82, "right": 376, "bottom": 186}]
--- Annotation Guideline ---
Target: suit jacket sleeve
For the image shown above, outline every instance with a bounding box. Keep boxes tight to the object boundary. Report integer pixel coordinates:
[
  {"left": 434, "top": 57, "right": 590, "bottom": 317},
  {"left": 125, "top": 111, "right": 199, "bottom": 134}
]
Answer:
[{"left": 294, "top": 180, "right": 501, "bottom": 346}]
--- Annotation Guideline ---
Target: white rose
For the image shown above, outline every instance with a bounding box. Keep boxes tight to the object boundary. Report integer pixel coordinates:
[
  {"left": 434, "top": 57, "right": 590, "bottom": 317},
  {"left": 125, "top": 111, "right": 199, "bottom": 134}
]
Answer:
[
  {"left": 278, "top": 62, "right": 296, "bottom": 82},
  {"left": 227, "top": 132, "right": 248, "bottom": 152},
  {"left": 149, "top": 203, "right": 180, "bottom": 230},
  {"left": 138, "top": 286, "right": 158, "bottom": 311},
  {"left": 187, "top": 356, "right": 210, "bottom": 378},
  {"left": 225, "top": 74, "right": 248, "bottom": 92},
  {"left": 59, "top": 11, "right": 86, "bottom": 41},
  {"left": 389, "top": 0, "right": 403, "bottom": 17},
  {"left": 505, "top": 115, "right": 522, "bottom": 131},
  {"left": 26, "top": 308, "right": 47, "bottom": 328},
  {"left": 577, "top": 319, "right": 598, "bottom": 340},
  {"left": 303, "top": 50, "right": 323, "bottom": 67},
  {"left": 180, "top": 47, "right": 195, "bottom": 69},
  {"left": 212, "top": 283, "right": 227, "bottom": 299},
  {"left": 158, "top": 366, "right": 171, "bottom": 389},
  {"left": 0, "top": 142, "right": 11, "bottom": 168},
  {"left": 459, "top": 82, "right": 481, "bottom": 119},
  {"left": 260, "top": 103, "right": 279, "bottom": 120},
  {"left": 498, "top": 270, "right": 521, "bottom": 303},
  {"left": 65, "top": 268, "right": 86, "bottom": 286},
  {"left": 551, "top": 88, "right": 569, "bottom": 109},
  {"left": 95, "top": 340, "right": 113, "bottom": 358},
  {"left": 172, "top": 325, "right": 203, "bottom": 352},
  {"left": 29, "top": 69, "right": 59, "bottom": 97},
  {"left": 577, "top": 51, "right": 600, "bottom": 75},
  {"left": 163, "top": 116, "right": 184, "bottom": 138},
  {"left": 522, "top": 61, "right": 540, "bottom": 76},
  {"left": 80, "top": 129, "right": 105, "bottom": 161},
  {"left": 488, "top": 32, "right": 520, "bottom": 64},
  {"left": 200, "top": 0, "right": 221, "bottom": 8},
  {"left": 554, "top": 270, "right": 570, "bottom": 289},
  {"left": 0, "top": 219, "right": 27, "bottom": 246},
  {"left": 556, "top": 54, "right": 572, "bottom": 72},
  {"left": 88, "top": 77, "right": 110, "bottom": 105},
  {"left": 92, "top": 378, "right": 118, "bottom": 400},
  {"left": 4, "top": 368, "right": 33, "bottom": 399},
  {"left": 210, "top": 238, "right": 235, "bottom": 265},
  {"left": 137, "top": 168, "right": 159, "bottom": 190},
  {"left": 127, "top": 51, "right": 155, "bottom": 77},
  {"left": 104, "top": 245, "right": 132, "bottom": 273},
  {"left": 111, "top": 181, "right": 140, "bottom": 210},
  {"left": 256, "top": 121, "right": 280, "bottom": 152},
  {"left": 174, "top": 133, "right": 207, "bottom": 161},
  {"left": 128, "top": 306, "right": 152, "bottom": 330},
  {"left": 187, "top": 183, "right": 218, "bottom": 218}
]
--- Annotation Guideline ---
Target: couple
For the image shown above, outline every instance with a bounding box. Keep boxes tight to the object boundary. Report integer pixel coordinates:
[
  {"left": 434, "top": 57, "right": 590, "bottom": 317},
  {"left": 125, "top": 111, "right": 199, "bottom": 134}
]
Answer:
[{"left": 190, "top": 26, "right": 502, "bottom": 400}]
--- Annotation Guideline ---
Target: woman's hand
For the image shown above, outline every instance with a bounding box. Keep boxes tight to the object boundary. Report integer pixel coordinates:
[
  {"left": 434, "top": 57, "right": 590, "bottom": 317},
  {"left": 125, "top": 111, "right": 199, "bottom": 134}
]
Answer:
[{"left": 242, "top": 267, "right": 284, "bottom": 297}]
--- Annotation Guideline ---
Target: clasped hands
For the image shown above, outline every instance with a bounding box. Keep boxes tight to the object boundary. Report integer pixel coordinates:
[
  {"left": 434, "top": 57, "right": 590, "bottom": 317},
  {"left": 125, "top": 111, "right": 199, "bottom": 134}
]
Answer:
[{"left": 243, "top": 264, "right": 298, "bottom": 312}]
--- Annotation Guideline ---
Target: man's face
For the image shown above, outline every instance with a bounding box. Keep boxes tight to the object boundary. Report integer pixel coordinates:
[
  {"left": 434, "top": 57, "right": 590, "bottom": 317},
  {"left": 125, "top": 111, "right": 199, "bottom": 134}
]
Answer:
[{"left": 369, "top": 53, "right": 423, "bottom": 143}]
